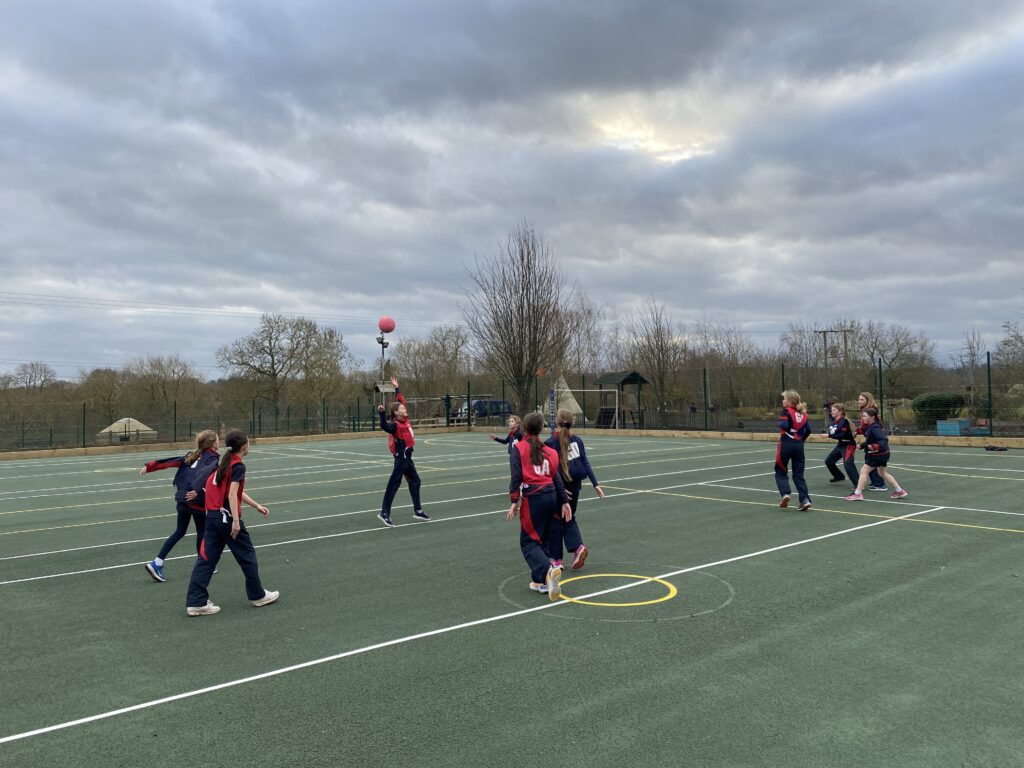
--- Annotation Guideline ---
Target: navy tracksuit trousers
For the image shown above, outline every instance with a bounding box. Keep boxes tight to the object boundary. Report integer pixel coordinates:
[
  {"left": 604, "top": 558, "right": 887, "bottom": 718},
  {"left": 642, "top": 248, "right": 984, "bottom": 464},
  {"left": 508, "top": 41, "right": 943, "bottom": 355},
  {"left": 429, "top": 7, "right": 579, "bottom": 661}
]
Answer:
[
  {"left": 825, "top": 444, "right": 859, "bottom": 486},
  {"left": 519, "top": 488, "right": 559, "bottom": 583},
  {"left": 547, "top": 478, "right": 584, "bottom": 561},
  {"left": 157, "top": 501, "right": 205, "bottom": 560},
  {"left": 381, "top": 452, "right": 422, "bottom": 516},
  {"left": 186, "top": 510, "right": 265, "bottom": 607},
  {"left": 775, "top": 440, "right": 811, "bottom": 504}
]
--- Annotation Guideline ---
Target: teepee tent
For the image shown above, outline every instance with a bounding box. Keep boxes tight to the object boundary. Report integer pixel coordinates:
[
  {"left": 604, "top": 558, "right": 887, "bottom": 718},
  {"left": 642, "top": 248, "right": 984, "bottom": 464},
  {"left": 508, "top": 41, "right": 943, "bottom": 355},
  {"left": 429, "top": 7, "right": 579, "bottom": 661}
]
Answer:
[
  {"left": 553, "top": 376, "right": 584, "bottom": 418},
  {"left": 96, "top": 417, "right": 157, "bottom": 443}
]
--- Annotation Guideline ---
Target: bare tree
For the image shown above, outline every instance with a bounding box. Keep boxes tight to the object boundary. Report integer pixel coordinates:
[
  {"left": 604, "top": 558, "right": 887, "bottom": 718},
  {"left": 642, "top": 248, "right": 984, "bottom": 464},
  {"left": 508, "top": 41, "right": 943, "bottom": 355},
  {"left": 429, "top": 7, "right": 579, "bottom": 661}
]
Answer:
[
  {"left": 78, "top": 367, "right": 124, "bottom": 426},
  {"left": 392, "top": 325, "right": 472, "bottom": 415},
  {"left": 626, "top": 298, "right": 687, "bottom": 411},
  {"left": 298, "top": 326, "right": 356, "bottom": 403},
  {"left": 125, "top": 355, "right": 203, "bottom": 407},
  {"left": 460, "top": 222, "right": 573, "bottom": 413},
  {"left": 563, "top": 294, "right": 604, "bottom": 379},
  {"left": 15, "top": 361, "right": 58, "bottom": 391},
  {"left": 216, "top": 314, "right": 318, "bottom": 406},
  {"left": 859, "top": 321, "right": 935, "bottom": 397}
]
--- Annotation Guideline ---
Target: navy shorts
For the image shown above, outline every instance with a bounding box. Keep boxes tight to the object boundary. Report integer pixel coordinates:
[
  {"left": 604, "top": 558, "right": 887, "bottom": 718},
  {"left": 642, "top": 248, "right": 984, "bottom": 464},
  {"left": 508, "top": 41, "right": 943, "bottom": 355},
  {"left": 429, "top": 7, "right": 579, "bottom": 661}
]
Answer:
[{"left": 865, "top": 455, "right": 888, "bottom": 467}]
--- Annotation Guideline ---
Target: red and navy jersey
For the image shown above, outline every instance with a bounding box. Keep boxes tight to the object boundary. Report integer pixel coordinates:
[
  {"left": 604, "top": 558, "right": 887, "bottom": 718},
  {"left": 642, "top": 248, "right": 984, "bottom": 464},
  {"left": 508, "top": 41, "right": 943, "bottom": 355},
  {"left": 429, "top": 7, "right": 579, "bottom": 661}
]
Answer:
[
  {"left": 544, "top": 433, "right": 599, "bottom": 485},
  {"left": 204, "top": 454, "right": 246, "bottom": 516},
  {"left": 778, "top": 407, "right": 811, "bottom": 441},
  {"left": 861, "top": 421, "right": 890, "bottom": 459},
  {"left": 509, "top": 439, "right": 569, "bottom": 504},
  {"left": 379, "top": 389, "right": 416, "bottom": 456},
  {"left": 142, "top": 448, "right": 219, "bottom": 509},
  {"left": 494, "top": 428, "right": 523, "bottom": 455},
  {"left": 826, "top": 417, "right": 855, "bottom": 446}
]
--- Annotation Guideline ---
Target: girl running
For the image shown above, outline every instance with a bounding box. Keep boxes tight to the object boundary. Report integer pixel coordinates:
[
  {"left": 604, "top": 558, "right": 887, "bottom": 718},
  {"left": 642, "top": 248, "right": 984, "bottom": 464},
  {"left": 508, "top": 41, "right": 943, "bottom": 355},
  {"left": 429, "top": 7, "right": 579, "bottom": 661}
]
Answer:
[
  {"left": 140, "top": 429, "right": 220, "bottom": 582},
  {"left": 489, "top": 414, "right": 523, "bottom": 454},
  {"left": 846, "top": 407, "right": 908, "bottom": 501},
  {"left": 856, "top": 392, "right": 888, "bottom": 491},
  {"left": 824, "top": 403, "right": 859, "bottom": 489},
  {"left": 544, "top": 408, "right": 604, "bottom": 569},
  {"left": 507, "top": 412, "right": 571, "bottom": 600},
  {"left": 185, "top": 430, "right": 278, "bottom": 616},
  {"left": 377, "top": 376, "right": 429, "bottom": 527},
  {"left": 776, "top": 390, "right": 813, "bottom": 511}
]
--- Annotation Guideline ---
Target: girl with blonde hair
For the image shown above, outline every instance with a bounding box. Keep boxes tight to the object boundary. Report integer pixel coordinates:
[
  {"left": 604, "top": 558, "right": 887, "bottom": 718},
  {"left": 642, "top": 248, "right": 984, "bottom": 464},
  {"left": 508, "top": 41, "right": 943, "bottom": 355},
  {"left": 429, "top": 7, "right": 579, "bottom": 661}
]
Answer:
[
  {"left": 776, "top": 390, "right": 812, "bottom": 511},
  {"left": 140, "top": 429, "right": 220, "bottom": 582}
]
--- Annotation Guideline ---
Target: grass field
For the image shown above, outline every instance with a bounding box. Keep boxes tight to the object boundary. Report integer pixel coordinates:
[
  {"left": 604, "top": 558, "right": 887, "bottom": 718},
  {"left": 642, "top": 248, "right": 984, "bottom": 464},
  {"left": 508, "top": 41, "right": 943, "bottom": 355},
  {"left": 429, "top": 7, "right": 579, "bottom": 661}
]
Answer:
[{"left": 1, "top": 432, "right": 1023, "bottom": 767}]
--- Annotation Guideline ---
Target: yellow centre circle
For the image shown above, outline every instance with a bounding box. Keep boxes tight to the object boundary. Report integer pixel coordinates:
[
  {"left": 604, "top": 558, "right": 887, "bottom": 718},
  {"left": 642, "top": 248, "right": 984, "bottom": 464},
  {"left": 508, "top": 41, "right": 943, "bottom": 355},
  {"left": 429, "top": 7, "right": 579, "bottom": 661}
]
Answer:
[{"left": 557, "top": 573, "right": 678, "bottom": 607}]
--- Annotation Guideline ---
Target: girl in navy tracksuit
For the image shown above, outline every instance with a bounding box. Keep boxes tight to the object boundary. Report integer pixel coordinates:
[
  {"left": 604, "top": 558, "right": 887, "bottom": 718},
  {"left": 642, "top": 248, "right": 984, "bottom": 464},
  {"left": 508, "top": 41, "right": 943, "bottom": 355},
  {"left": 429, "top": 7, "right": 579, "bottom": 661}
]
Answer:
[
  {"left": 846, "top": 407, "right": 908, "bottom": 501},
  {"left": 856, "top": 392, "right": 888, "bottom": 491},
  {"left": 776, "top": 390, "right": 813, "bottom": 511},
  {"left": 140, "top": 429, "right": 220, "bottom": 582},
  {"left": 508, "top": 412, "right": 571, "bottom": 600},
  {"left": 545, "top": 408, "right": 604, "bottom": 570},
  {"left": 489, "top": 415, "right": 523, "bottom": 454},
  {"left": 824, "top": 403, "right": 859, "bottom": 489},
  {"left": 377, "top": 376, "right": 429, "bottom": 527},
  {"left": 185, "top": 430, "right": 278, "bottom": 616}
]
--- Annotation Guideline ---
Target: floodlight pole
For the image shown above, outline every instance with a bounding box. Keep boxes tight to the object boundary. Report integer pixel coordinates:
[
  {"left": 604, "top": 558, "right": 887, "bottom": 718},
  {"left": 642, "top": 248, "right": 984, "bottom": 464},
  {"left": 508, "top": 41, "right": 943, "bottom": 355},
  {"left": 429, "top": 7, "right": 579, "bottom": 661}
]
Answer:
[{"left": 376, "top": 333, "right": 389, "bottom": 406}]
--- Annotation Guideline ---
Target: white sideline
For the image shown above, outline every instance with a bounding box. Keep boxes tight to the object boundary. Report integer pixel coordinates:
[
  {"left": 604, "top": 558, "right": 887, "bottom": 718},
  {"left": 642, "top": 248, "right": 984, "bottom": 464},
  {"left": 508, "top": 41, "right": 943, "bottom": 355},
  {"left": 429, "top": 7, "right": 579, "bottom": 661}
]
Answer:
[{"left": 0, "top": 505, "right": 940, "bottom": 746}]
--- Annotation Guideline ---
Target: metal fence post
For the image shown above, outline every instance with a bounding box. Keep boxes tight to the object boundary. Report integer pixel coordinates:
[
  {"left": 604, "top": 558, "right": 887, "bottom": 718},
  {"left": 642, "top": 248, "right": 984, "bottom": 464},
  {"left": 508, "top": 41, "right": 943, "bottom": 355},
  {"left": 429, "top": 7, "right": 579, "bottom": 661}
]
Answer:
[{"left": 703, "top": 368, "right": 709, "bottom": 431}]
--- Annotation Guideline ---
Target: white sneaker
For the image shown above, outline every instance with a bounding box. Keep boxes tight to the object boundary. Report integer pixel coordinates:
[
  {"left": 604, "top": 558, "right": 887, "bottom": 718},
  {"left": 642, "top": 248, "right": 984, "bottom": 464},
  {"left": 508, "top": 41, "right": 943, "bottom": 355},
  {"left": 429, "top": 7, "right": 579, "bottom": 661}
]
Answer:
[
  {"left": 186, "top": 601, "right": 220, "bottom": 617},
  {"left": 251, "top": 590, "right": 280, "bottom": 607},
  {"left": 545, "top": 565, "right": 563, "bottom": 602}
]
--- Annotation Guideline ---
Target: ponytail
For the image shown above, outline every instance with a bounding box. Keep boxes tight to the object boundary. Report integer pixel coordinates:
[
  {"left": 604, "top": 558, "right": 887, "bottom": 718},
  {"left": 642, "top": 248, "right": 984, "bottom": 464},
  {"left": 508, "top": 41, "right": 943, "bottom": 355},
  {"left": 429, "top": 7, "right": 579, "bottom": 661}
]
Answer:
[
  {"left": 185, "top": 429, "right": 218, "bottom": 464},
  {"left": 521, "top": 412, "right": 546, "bottom": 467},
  {"left": 216, "top": 430, "right": 248, "bottom": 484},
  {"left": 556, "top": 409, "right": 574, "bottom": 481}
]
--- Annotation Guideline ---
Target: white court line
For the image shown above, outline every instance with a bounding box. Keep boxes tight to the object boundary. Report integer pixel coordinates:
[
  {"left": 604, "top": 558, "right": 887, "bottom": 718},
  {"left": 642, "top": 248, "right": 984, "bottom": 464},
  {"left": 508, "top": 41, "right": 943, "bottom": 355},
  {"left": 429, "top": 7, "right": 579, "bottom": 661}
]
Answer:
[
  {"left": 699, "top": 481, "right": 1024, "bottom": 518},
  {"left": 0, "top": 505, "right": 939, "bottom": 746},
  {"left": 0, "top": 443, "right": 709, "bottom": 505},
  {"left": 0, "top": 468, "right": 775, "bottom": 583},
  {"left": 0, "top": 459, "right": 770, "bottom": 556}
]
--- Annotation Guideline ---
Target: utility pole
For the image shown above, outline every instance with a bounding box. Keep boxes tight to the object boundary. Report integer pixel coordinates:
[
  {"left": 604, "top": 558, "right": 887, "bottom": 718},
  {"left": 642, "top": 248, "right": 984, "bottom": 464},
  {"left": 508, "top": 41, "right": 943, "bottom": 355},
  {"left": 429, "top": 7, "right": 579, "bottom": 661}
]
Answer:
[{"left": 816, "top": 327, "right": 855, "bottom": 399}]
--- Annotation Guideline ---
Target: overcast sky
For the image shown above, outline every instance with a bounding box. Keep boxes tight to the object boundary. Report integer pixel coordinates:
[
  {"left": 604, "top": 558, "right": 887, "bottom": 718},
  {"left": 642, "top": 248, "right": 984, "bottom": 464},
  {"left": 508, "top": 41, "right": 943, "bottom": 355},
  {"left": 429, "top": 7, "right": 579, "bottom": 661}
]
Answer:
[{"left": 2, "top": 0, "right": 1022, "bottom": 379}]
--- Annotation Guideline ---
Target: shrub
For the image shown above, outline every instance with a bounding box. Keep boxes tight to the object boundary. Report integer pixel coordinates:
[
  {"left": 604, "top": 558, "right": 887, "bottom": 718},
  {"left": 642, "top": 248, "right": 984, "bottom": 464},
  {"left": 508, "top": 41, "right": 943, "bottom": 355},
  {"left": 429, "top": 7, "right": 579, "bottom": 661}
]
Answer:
[{"left": 911, "top": 393, "right": 967, "bottom": 429}]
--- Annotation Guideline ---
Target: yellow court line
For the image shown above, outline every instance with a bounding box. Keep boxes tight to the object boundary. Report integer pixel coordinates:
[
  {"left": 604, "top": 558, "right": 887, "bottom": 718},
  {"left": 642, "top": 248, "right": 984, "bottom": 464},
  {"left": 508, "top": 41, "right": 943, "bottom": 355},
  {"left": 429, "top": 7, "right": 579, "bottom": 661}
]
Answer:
[
  {"left": 558, "top": 573, "right": 678, "bottom": 607},
  {"left": 602, "top": 485, "right": 1024, "bottom": 536}
]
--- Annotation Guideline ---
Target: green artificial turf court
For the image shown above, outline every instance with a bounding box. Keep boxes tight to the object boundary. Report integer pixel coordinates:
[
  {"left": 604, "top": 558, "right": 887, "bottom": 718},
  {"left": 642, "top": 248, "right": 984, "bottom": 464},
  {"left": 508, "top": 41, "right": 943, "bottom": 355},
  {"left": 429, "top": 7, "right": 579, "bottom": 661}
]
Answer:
[{"left": 1, "top": 433, "right": 1023, "bottom": 767}]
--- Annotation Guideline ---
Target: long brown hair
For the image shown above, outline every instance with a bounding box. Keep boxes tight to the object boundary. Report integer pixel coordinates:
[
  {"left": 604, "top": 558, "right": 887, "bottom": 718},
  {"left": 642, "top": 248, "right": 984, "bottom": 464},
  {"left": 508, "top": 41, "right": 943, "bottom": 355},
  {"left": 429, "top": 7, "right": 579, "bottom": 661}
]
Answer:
[
  {"left": 215, "top": 430, "right": 248, "bottom": 484},
  {"left": 521, "top": 412, "right": 546, "bottom": 467},
  {"left": 555, "top": 408, "right": 574, "bottom": 481},
  {"left": 185, "top": 429, "right": 218, "bottom": 464}
]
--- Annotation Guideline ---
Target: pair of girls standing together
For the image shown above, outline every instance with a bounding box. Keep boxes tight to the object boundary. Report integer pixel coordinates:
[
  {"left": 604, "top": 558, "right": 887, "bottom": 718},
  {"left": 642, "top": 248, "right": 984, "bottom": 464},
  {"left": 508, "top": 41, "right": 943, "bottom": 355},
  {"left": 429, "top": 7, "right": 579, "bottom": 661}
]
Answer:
[
  {"left": 142, "top": 429, "right": 278, "bottom": 616},
  {"left": 505, "top": 410, "right": 603, "bottom": 599}
]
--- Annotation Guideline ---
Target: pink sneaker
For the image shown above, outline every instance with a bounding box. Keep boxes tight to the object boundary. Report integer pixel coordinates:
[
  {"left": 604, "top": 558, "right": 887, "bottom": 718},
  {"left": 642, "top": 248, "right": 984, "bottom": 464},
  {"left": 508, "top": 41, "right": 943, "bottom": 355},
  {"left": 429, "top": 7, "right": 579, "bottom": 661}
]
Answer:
[
  {"left": 571, "top": 545, "right": 589, "bottom": 570},
  {"left": 845, "top": 491, "right": 864, "bottom": 501},
  {"left": 890, "top": 489, "right": 908, "bottom": 499},
  {"left": 779, "top": 494, "right": 791, "bottom": 508}
]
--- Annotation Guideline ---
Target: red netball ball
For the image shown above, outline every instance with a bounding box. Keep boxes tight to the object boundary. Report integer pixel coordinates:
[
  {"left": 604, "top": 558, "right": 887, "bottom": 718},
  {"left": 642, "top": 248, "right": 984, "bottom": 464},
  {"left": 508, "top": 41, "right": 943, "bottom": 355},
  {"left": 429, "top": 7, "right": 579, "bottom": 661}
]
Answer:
[{"left": 378, "top": 316, "right": 396, "bottom": 333}]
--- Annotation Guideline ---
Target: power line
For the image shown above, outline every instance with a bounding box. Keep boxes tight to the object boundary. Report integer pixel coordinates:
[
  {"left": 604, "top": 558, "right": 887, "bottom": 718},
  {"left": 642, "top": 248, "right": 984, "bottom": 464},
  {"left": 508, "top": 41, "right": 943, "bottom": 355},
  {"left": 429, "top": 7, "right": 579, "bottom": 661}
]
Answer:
[{"left": 0, "top": 291, "right": 461, "bottom": 328}]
